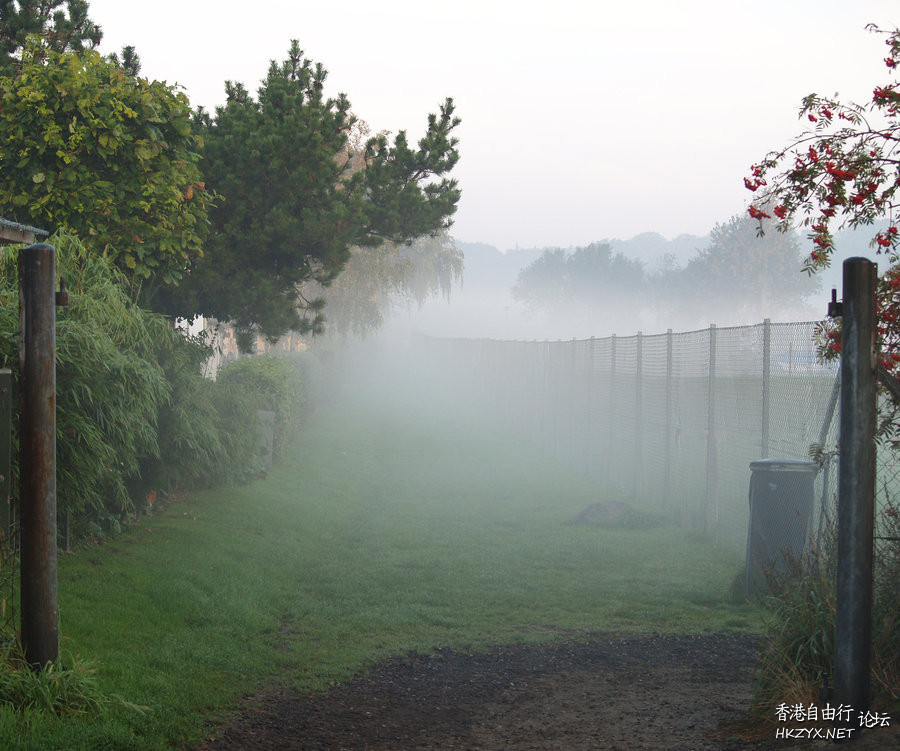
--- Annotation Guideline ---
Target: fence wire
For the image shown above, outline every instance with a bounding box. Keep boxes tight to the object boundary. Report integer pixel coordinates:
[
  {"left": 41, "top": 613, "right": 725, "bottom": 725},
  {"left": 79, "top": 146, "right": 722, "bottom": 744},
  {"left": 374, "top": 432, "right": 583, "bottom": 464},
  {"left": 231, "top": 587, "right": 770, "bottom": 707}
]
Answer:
[
  {"left": 414, "top": 320, "right": 896, "bottom": 552},
  {"left": 0, "top": 523, "right": 15, "bottom": 643}
]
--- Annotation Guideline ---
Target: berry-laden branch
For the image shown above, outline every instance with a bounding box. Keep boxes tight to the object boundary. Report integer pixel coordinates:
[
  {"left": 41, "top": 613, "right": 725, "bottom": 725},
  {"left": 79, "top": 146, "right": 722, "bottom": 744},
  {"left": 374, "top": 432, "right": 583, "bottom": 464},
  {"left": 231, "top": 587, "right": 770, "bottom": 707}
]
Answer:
[
  {"left": 748, "top": 25, "right": 900, "bottom": 273},
  {"left": 748, "top": 25, "right": 900, "bottom": 388}
]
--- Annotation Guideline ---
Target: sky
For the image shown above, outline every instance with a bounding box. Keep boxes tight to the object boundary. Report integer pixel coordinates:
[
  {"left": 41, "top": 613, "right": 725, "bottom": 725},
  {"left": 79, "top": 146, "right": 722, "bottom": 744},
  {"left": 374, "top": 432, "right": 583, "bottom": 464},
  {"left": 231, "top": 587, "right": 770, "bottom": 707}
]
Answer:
[{"left": 88, "top": 0, "right": 899, "bottom": 253}]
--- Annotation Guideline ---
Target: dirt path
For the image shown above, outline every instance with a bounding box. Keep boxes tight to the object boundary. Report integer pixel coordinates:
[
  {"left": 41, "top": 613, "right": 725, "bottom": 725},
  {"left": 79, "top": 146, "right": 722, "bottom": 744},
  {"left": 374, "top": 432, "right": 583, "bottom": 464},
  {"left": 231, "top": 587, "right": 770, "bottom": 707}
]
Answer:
[{"left": 192, "top": 632, "right": 896, "bottom": 751}]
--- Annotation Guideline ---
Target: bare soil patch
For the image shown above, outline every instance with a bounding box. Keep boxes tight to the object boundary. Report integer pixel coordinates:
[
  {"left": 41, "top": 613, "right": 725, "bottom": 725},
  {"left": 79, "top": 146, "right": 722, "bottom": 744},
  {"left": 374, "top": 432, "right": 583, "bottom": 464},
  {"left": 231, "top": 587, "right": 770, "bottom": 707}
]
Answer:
[{"left": 196, "top": 632, "right": 897, "bottom": 751}]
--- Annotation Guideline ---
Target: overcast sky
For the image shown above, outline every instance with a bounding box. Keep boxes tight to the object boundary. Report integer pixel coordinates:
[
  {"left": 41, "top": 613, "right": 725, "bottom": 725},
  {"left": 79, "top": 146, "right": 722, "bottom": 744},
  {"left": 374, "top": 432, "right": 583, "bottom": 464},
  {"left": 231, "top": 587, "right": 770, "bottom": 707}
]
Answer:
[{"left": 88, "top": 0, "right": 898, "bottom": 252}]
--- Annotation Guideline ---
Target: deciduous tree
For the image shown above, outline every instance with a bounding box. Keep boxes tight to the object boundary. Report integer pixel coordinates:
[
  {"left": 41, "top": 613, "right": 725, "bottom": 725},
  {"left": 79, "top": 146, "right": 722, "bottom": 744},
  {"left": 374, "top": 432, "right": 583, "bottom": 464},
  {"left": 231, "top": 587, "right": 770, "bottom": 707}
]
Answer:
[
  {"left": 305, "top": 233, "right": 463, "bottom": 337},
  {"left": 678, "top": 215, "right": 820, "bottom": 323},
  {"left": 747, "top": 25, "right": 900, "bottom": 373},
  {"left": 0, "top": 42, "right": 213, "bottom": 288},
  {"left": 512, "top": 242, "right": 645, "bottom": 315}
]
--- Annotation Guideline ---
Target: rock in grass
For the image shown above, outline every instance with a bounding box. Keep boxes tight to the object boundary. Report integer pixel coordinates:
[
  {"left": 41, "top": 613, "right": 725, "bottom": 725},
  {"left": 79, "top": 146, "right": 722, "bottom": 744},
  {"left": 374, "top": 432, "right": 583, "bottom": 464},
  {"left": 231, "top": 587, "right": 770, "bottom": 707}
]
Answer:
[
  {"left": 569, "top": 501, "right": 665, "bottom": 529},
  {"left": 569, "top": 501, "right": 635, "bottom": 528}
]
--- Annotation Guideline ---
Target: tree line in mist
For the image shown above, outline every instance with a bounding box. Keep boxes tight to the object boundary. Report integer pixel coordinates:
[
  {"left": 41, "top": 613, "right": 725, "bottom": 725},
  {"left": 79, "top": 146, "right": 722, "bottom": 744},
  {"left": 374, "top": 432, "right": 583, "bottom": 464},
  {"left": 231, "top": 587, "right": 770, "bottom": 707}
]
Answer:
[{"left": 509, "top": 214, "right": 822, "bottom": 334}]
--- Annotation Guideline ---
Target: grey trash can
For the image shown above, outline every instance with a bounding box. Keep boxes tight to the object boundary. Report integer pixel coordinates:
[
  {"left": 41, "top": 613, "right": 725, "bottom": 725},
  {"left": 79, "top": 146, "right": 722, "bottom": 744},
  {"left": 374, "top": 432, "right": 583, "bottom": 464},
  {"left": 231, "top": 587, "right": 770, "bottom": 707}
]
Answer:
[{"left": 745, "top": 458, "right": 819, "bottom": 597}]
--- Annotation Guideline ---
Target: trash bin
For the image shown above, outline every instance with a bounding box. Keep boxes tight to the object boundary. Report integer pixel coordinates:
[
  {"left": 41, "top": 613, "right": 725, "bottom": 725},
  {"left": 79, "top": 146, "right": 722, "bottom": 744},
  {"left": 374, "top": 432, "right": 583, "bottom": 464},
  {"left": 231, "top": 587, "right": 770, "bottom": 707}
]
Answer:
[{"left": 745, "top": 458, "right": 819, "bottom": 597}]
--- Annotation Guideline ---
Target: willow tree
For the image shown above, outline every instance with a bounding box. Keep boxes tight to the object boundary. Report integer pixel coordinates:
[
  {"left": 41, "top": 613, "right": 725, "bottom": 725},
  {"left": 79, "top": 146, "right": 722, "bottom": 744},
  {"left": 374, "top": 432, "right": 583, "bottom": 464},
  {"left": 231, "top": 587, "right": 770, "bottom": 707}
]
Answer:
[{"left": 305, "top": 233, "right": 464, "bottom": 338}]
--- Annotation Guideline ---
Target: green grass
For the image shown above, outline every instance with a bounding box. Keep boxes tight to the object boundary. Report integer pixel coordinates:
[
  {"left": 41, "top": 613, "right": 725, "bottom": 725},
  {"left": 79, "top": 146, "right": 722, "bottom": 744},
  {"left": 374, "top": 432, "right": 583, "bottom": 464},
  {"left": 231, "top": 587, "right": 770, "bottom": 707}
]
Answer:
[{"left": 0, "top": 365, "right": 762, "bottom": 750}]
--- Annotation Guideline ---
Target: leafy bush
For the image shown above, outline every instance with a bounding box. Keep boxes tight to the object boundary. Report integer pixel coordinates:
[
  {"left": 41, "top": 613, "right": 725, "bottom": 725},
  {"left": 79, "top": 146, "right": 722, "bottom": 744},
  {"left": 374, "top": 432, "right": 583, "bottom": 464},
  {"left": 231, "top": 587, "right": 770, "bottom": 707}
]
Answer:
[
  {"left": 137, "top": 330, "right": 262, "bottom": 496},
  {"left": 216, "top": 354, "right": 309, "bottom": 458}
]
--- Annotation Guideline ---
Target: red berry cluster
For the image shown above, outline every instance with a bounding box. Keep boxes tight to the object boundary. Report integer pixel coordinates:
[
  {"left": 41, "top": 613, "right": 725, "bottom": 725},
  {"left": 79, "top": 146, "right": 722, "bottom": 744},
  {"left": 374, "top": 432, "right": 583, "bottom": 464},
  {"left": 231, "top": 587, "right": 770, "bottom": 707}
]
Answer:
[{"left": 875, "top": 226, "right": 899, "bottom": 248}]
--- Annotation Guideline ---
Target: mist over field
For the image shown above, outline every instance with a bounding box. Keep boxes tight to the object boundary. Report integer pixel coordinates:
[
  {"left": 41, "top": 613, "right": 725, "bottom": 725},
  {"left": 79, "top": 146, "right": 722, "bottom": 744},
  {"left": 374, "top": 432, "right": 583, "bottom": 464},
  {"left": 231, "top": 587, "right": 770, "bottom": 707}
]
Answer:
[{"left": 390, "top": 225, "right": 882, "bottom": 344}]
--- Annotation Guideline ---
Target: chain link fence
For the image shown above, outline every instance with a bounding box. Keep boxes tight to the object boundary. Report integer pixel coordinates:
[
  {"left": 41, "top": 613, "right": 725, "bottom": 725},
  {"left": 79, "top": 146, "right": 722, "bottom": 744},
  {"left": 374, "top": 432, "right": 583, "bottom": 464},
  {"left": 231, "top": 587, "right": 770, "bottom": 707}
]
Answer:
[{"left": 413, "top": 320, "right": 896, "bottom": 553}]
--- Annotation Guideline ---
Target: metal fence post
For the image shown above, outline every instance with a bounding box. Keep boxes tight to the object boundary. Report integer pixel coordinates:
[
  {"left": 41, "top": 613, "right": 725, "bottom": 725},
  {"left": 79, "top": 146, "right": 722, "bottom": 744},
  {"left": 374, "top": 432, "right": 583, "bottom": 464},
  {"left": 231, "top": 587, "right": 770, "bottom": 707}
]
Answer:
[
  {"left": 608, "top": 334, "right": 616, "bottom": 485},
  {"left": 19, "top": 243, "right": 59, "bottom": 667},
  {"left": 634, "top": 331, "right": 643, "bottom": 501},
  {"left": 834, "top": 257, "right": 877, "bottom": 721},
  {"left": 585, "top": 337, "right": 594, "bottom": 475},
  {"left": 665, "top": 329, "right": 673, "bottom": 511},
  {"left": 706, "top": 323, "right": 718, "bottom": 534},
  {"left": 762, "top": 318, "right": 771, "bottom": 458}
]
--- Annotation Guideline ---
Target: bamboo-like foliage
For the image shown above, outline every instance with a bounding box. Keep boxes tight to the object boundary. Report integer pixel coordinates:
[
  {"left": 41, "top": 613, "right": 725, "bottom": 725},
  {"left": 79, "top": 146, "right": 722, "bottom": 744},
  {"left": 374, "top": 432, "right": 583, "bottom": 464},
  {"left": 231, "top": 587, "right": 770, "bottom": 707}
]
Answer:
[
  {"left": 1, "top": 233, "right": 169, "bottom": 515},
  {"left": 0, "top": 233, "right": 310, "bottom": 527},
  {"left": 216, "top": 353, "right": 308, "bottom": 459},
  {"left": 140, "top": 335, "right": 261, "bottom": 493}
]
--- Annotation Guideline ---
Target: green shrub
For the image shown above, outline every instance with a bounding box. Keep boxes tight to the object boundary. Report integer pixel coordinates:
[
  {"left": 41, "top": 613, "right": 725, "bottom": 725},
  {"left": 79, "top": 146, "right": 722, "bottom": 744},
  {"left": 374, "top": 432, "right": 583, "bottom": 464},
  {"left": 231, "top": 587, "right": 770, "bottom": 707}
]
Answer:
[
  {"left": 138, "top": 330, "right": 262, "bottom": 495},
  {"left": 216, "top": 354, "right": 308, "bottom": 457}
]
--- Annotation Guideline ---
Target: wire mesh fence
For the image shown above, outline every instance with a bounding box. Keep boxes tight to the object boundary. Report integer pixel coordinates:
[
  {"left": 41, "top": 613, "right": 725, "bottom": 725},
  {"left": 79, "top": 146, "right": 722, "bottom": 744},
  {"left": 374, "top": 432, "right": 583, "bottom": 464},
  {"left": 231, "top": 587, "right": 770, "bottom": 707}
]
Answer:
[
  {"left": 0, "top": 524, "right": 15, "bottom": 643},
  {"left": 413, "top": 320, "right": 896, "bottom": 554}
]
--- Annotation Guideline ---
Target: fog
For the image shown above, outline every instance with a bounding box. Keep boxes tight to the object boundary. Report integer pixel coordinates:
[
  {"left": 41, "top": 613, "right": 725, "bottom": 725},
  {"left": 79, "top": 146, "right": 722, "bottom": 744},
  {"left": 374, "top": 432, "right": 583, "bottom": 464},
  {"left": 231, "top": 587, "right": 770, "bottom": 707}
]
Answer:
[
  {"left": 381, "top": 228, "right": 867, "bottom": 343},
  {"left": 315, "top": 226, "right": 847, "bottom": 562},
  {"left": 90, "top": 0, "right": 898, "bottom": 257}
]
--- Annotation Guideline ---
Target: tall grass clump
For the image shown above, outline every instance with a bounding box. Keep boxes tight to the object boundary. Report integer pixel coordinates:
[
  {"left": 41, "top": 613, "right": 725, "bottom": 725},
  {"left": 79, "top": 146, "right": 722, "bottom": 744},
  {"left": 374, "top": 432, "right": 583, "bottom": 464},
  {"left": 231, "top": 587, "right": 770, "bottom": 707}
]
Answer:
[
  {"left": 750, "top": 498, "right": 900, "bottom": 722},
  {"left": 137, "top": 328, "right": 262, "bottom": 495},
  {"left": 0, "top": 647, "right": 105, "bottom": 719}
]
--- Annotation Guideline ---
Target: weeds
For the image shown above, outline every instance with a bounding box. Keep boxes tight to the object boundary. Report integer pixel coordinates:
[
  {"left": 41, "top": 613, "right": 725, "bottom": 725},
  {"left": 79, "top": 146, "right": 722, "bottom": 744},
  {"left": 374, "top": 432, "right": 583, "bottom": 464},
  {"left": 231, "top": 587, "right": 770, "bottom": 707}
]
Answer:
[
  {"left": 750, "top": 496, "right": 900, "bottom": 726},
  {"left": 0, "top": 648, "right": 105, "bottom": 718}
]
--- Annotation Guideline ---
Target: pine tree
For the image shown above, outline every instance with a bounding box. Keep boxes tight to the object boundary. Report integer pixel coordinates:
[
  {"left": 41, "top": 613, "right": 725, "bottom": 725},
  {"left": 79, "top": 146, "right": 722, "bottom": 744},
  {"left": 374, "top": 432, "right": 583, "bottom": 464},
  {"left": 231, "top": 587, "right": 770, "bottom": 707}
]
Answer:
[
  {"left": 161, "top": 40, "right": 461, "bottom": 342},
  {"left": 0, "top": 0, "right": 102, "bottom": 71}
]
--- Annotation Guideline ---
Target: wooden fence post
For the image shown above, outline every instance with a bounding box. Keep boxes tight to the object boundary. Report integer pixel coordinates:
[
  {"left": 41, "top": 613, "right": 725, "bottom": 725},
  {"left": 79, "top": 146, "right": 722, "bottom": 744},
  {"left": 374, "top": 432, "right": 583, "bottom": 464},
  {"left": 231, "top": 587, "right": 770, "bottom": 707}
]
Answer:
[{"left": 19, "top": 243, "right": 59, "bottom": 668}]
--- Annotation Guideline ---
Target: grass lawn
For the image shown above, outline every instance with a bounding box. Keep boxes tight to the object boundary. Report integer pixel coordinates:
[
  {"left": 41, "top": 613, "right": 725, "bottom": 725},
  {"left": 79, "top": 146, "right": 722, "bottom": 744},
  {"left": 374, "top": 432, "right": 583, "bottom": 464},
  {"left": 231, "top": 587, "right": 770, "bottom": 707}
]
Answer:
[{"left": 0, "top": 357, "right": 762, "bottom": 750}]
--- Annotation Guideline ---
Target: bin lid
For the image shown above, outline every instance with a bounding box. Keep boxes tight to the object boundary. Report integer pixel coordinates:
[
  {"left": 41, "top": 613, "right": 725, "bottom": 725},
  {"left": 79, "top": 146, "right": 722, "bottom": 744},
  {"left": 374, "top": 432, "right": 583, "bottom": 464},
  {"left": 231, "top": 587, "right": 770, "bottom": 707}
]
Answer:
[{"left": 750, "top": 457, "right": 819, "bottom": 473}]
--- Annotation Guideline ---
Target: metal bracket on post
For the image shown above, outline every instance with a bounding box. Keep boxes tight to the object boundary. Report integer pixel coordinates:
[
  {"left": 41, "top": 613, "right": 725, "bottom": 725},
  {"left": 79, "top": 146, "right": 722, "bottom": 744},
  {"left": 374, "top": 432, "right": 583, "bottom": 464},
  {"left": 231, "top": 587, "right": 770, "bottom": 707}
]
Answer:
[{"left": 828, "top": 288, "right": 844, "bottom": 319}]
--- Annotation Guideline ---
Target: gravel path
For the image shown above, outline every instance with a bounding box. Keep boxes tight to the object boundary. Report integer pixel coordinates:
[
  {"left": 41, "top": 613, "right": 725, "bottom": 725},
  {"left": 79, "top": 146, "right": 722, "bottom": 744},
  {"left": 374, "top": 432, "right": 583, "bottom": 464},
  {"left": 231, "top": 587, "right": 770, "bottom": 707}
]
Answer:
[{"left": 192, "top": 632, "right": 898, "bottom": 750}]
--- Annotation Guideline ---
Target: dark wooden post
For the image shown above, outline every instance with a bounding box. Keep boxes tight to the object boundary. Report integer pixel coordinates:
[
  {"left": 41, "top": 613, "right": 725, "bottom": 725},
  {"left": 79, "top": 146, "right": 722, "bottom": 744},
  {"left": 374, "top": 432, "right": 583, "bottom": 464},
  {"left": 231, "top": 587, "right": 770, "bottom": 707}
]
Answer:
[
  {"left": 834, "top": 258, "right": 877, "bottom": 721},
  {"left": 19, "top": 243, "right": 59, "bottom": 667}
]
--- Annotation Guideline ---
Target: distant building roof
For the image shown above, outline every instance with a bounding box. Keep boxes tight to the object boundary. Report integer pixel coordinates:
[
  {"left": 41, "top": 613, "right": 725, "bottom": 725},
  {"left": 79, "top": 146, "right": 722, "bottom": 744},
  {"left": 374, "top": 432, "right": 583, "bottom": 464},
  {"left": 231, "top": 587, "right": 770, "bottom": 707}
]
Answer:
[{"left": 0, "top": 218, "right": 49, "bottom": 245}]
